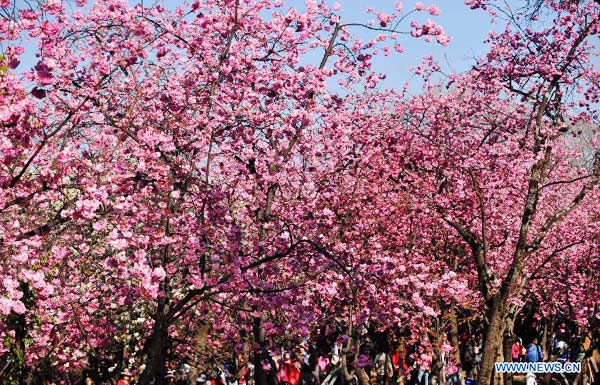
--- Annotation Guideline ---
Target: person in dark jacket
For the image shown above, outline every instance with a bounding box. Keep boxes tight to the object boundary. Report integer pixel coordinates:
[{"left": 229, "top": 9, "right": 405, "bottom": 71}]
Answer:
[{"left": 461, "top": 336, "right": 475, "bottom": 379}]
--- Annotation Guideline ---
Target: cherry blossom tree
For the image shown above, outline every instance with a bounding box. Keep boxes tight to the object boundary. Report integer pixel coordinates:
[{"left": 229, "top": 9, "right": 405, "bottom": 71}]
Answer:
[
  {"left": 2, "top": 0, "right": 599, "bottom": 384},
  {"left": 1, "top": 0, "right": 451, "bottom": 382}
]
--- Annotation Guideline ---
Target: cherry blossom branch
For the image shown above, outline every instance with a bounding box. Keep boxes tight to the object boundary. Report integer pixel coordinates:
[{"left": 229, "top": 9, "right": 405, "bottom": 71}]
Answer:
[
  {"left": 14, "top": 211, "right": 70, "bottom": 241},
  {"left": 169, "top": 236, "right": 350, "bottom": 323},
  {"left": 528, "top": 150, "right": 600, "bottom": 252},
  {"left": 319, "top": 23, "right": 341, "bottom": 69},
  {"left": 533, "top": 19, "right": 596, "bottom": 146},
  {"left": 1, "top": 184, "right": 50, "bottom": 212},
  {"left": 168, "top": 239, "right": 310, "bottom": 322},
  {"left": 7, "top": 64, "right": 119, "bottom": 188},
  {"left": 339, "top": 8, "right": 417, "bottom": 35},
  {"left": 256, "top": 23, "right": 343, "bottom": 247},
  {"left": 528, "top": 239, "right": 586, "bottom": 281},
  {"left": 468, "top": 169, "right": 488, "bottom": 266},
  {"left": 512, "top": 146, "right": 552, "bottom": 263},
  {"left": 441, "top": 217, "right": 479, "bottom": 252},
  {"left": 279, "top": 23, "right": 341, "bottom": 164},
  {"left": 8, "top": 95, "right": 89, "bottom": 189},
  {"left": 441, "top": 216, "right": 492, "bottom": 305},
  {"left": 340, "top": 23, "right": 411, "bottom": 34},
  {"left": 538, "top": 174, "right": 592, "bottom": 191}
]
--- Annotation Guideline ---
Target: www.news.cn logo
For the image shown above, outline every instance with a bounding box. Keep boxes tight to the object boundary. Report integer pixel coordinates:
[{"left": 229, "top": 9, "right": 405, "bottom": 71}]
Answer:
[{"left": 495, "top": 362, "right": 581, "bottom": 373}]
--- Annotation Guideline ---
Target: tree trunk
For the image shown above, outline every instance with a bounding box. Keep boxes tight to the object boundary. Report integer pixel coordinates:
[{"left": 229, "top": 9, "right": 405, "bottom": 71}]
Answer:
[
  {"left": 253, "top": 317, "right": 269, "bottom": 385},
  {"left": 479, "top": 297, "right": 507, "bottom": 385},
  {"left": 448, "top": 308, "right": 462, "bottom": 368},
  {"left": 495, "top": 343, "right": 507, "bottom": 385},
  {"left": 139, "top": 299, "right": 170, "bottom": 385},
  {"left": 540, "top": 318, "right": 552, "bottom": 362},
  {"left": 138, "top": 321, "right": 169, "bottom": 385},
  {"left": 340, "top": 313, "right": 357, "bottom": 384},
  {"left": 503, "top": 318, "right": 514, "bottom": 385},
  {"left": 540, "top": 318, "right": 554, "bottom": 385},
  {"left": 503, "top": 328, "right": 513, "bottom": 385}
]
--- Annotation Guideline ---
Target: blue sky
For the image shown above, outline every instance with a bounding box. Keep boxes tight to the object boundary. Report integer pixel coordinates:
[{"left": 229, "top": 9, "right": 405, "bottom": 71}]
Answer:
[
  {"left": 288, "top": 0, "right": 510, "bottom": 92},
  {"left": 250, "top": 0, "right": 510, "bottom": 92}
]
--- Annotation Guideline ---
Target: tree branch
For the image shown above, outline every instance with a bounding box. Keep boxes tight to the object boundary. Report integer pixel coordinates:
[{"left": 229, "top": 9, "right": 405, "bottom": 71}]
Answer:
[
  {"left": 529, "top": 149, "right": 600, "bottom": 252},
  {"left": 442, "top": 216, "right": 492, "bottom": 304},
  {"left": 528, "top": 239, "right": 585, "bottom": 281}
]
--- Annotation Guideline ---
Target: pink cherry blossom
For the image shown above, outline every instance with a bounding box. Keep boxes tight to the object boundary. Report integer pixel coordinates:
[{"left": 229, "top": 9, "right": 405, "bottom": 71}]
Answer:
[{"left": 427, "top": 5, "right": 441, "bottom": 15}]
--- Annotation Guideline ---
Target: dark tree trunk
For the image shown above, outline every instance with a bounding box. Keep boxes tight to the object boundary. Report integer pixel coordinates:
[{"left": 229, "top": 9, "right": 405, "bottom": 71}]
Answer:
[
  {"left": 448, "top": 308, "right": 462, "bottom": 368},
  {"left": 139, "top": 299, "right": 170, "bottom": 385},
  {"left": 253, "top": 317, "right": 269, "bottom": 385},
  {"left": 479, "top": 296, "right": 507, "bottom": 385},
  {"left": 502, "top": 319, "right": 514, "bottom": 385},
  {"left": 540, "top": 318, "right": 554, "bottom": 385},
  {"left": 541, "top": 318, "right": 552, "bottom": 362}
]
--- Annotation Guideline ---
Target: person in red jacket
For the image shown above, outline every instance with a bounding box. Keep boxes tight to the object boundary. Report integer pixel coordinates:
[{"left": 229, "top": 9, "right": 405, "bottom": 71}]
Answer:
[
  {"left": 512, "top": 337, "right": 523, "bottom": 362},
  {"left": 278, "top": 353, "right": 291, "bottom": 385},
  {"left": 391, "top": 339, "right": 409, "bottom": 385},
  {"left": 287, "top": 361, "right": 301, "bottom": 385},
  {"left": 278, "top": 353, "right": 301, "bottom": 385},
  {"left": 391, "top": 338, "right": 402, "bottom": 375},
  {"left": 116, "top": 371, "right": 132, "bottom": 385}
]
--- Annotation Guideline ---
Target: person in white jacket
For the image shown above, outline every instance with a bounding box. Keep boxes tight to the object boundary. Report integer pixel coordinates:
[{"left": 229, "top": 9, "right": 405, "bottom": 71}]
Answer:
[
  {"left": 526, "top": 372, "right": 537, "bottom": 385},
  {"left": 375, "top": 352, "right": 393, "bottom": 385}
]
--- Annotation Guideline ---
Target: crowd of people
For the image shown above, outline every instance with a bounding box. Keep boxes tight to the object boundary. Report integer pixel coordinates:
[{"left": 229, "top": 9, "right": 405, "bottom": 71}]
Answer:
[
  {"left": 61, "top": 326, "right": 480, "bottom": 385},
  {"left": 42, "top": 317, "right": 599, "bottom": 385}
]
